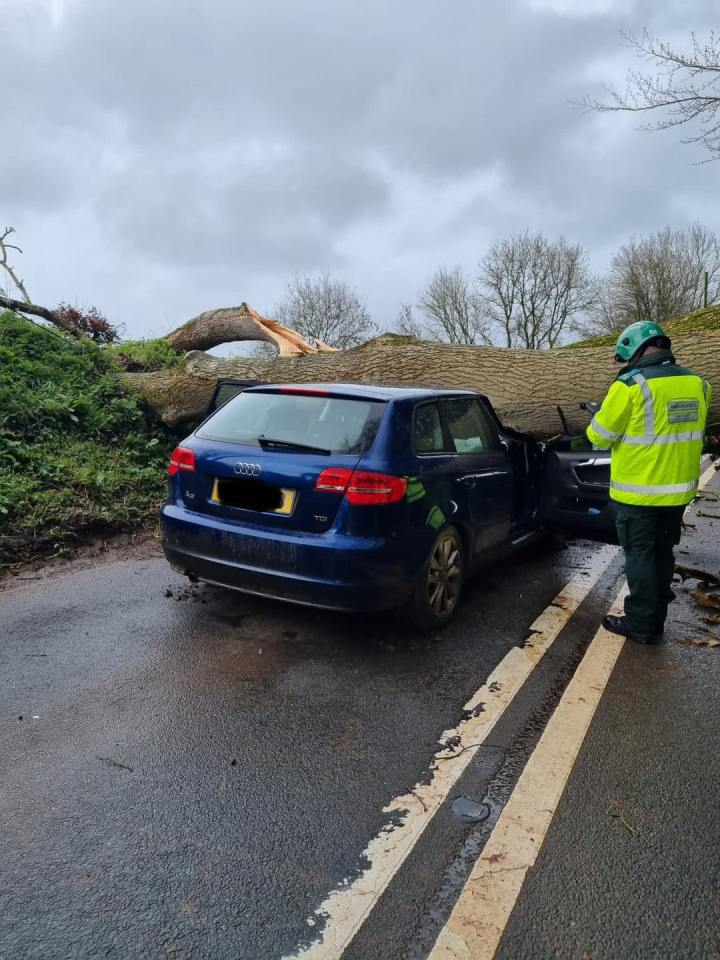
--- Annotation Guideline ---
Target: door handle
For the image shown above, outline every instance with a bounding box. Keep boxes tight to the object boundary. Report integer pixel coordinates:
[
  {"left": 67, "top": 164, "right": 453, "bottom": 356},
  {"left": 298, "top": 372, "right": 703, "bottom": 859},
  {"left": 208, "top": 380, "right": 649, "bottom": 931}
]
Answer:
[{"left": 459, "top": 471, "right": 511, "bottom": 481}]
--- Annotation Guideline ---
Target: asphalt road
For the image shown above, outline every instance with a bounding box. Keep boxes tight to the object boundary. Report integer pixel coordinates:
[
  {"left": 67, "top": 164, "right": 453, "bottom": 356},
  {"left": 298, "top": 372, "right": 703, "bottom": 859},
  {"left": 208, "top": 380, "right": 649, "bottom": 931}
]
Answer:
[{"left": 1, "top": 485, "right": 718, "bottom": 960}]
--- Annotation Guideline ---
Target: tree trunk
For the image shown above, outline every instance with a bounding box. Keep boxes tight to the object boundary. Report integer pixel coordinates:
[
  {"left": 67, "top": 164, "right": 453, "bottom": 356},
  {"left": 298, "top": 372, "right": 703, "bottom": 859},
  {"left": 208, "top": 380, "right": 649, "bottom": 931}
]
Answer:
[
  {"left": 163, "top": 301, "right": 329, "bottom": 355},
  {"left": 121, "top": 330, "right": 720, "bottom": 437}
]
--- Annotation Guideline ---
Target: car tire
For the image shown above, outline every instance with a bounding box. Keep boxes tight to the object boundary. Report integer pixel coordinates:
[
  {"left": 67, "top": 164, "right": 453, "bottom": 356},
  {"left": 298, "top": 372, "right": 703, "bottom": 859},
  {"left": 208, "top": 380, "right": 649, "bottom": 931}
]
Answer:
[{"left": 402, "top": 526, "right": 465, "bottom": 632}]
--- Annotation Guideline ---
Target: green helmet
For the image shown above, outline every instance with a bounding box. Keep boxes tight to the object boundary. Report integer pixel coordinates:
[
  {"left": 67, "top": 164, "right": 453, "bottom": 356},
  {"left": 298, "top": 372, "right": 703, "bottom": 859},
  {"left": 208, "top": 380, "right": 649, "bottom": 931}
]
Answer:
[{"left": 614, "top": 320, "right": 670, "bottom": 363}]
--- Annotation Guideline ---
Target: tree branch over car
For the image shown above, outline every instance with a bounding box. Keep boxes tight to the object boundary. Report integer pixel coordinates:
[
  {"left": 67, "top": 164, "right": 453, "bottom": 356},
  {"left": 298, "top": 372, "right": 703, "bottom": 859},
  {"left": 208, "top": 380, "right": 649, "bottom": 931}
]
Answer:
[
  {"left": 2, "top": 222, "right": 718, "bottom": 437},
  {"left": 582, "top": 30, "right": 720, "bottom": 159}
]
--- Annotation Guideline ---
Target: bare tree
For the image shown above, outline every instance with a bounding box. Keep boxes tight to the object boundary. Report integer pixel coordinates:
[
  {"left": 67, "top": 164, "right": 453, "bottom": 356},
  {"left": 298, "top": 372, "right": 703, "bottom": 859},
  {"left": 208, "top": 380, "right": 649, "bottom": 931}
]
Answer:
[
  {"left": 0, "top": 226, "right": 90, "bottom": 337},
  {"left": 274, "top": 274, "right": 376, "bottom": 350},
  {"left": 596, "top": 224, "right": 720, "bottom": 331},
  {"left": 582, "top": 31, "right": 720, "bottom": 160},
  {"left": 480, "top": 233, "right": 595, "bottom": 349},
  {"left": 0, "top": 226, "right": 31, "bottom": 303},
  {"left": 417, "top": 266, "right": 491, "bottom": 345},
  {"left": 572, "top": 277, "right": 626, "bottom": 338},
  {"left": 394, "top": 301, "right": 424, "bottom": 338}
]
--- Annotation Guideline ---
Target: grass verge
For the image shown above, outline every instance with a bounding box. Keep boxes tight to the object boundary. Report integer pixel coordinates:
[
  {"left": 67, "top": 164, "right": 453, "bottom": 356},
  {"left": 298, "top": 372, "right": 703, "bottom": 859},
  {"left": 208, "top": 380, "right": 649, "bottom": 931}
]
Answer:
[{"left": 0, "top": 312, "right": 179, "bottom": 572}]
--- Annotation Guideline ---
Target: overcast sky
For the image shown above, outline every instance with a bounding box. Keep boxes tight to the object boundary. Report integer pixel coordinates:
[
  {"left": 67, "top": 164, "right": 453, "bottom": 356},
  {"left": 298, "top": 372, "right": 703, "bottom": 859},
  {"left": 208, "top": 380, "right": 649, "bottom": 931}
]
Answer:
[{"left": 2, "top": 0, "right": 718, "bottom": 341}]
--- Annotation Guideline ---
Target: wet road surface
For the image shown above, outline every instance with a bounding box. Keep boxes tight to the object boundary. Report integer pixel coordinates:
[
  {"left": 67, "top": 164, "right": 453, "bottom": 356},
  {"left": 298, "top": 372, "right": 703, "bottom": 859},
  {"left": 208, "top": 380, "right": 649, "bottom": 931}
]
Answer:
[
  {"left": 2, "top": 471, "right": 718, "bottom": 960},
  {"left": 1, "top": 535, "right": 616, "bottom": 959}
]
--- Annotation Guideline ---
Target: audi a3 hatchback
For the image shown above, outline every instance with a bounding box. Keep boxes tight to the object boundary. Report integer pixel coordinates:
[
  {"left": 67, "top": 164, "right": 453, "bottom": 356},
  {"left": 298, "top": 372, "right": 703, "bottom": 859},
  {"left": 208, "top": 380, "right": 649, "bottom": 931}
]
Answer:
[{"left": 161, "top": 384, "right": 615, "bottom": 629}]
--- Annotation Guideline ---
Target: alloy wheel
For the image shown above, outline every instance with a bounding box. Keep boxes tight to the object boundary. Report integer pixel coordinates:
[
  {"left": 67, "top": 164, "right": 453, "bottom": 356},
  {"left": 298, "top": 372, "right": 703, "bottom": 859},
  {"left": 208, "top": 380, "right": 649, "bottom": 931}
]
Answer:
[{"left": 427, "top": 533, "right": 462, "bottom": 617}]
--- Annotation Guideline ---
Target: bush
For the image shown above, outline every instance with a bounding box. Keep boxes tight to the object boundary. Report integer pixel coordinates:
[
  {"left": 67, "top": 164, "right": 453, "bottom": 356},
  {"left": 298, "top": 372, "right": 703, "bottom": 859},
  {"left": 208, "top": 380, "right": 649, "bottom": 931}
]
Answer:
[
  {"left": 0, "top": 312, "right": 179, "bottom": 569},
  {"left": 55, "top": 302, "right": 122, "bottom": 344}
]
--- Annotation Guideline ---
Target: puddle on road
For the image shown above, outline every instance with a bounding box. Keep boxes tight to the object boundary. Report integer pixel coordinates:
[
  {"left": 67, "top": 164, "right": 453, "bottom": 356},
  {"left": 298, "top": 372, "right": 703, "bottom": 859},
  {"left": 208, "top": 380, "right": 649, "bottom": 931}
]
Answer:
[{"left": 158, "top": 580, "right": 429, "bottom": 696}]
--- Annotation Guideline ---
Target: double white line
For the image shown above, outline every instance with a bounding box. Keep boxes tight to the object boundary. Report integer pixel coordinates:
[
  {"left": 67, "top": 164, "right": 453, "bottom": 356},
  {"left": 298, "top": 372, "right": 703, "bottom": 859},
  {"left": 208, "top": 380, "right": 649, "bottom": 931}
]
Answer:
[
  {"left": 429, "top": 457, "right": 717, "bottom": 959},
  {"left": 287, "top": 460, "right": 715, "bottom": 960},
  {"left": 285, "top": 545, "right": 619, "bottom": 959}
]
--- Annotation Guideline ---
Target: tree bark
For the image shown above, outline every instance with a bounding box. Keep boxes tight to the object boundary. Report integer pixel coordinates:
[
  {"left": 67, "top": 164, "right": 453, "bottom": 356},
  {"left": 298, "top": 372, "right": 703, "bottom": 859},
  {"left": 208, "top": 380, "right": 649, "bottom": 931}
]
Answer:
[
  {"left": 163, "top": 301, "right": 329, "bottom": 355},
  {"left": 121, "top": 330, "right": 720, "bottom": 436}
]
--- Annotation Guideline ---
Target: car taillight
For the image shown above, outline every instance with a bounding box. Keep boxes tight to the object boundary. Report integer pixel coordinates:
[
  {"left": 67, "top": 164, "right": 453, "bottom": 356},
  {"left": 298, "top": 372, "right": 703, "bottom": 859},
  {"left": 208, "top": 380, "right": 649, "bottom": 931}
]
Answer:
[
  {"left": 315, "top": 468, "right": 406, "bottom": 505},
  {"left": 346, "top": 471, "right": 407, "bottom": 505},
  {"left": 168, "top": 446, "right": 195, "bottom": 476},
  {"left": 315, "top": 467, "right": 353, "bottom": 493},
  {"left": 279, "top": 387, "right": 331, "bottom": 396}
]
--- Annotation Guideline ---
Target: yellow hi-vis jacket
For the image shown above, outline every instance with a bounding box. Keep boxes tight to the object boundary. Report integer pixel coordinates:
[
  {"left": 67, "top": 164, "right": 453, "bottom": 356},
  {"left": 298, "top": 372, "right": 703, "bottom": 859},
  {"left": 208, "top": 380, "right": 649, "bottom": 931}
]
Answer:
[{"left": 586, "top": 354, "right": 711, "bottom": 507}]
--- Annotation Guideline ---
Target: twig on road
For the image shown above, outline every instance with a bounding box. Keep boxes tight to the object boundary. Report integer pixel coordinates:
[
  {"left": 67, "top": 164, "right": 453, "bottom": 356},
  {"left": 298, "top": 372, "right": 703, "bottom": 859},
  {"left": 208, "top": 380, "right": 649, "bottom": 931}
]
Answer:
[{"left": 608, "top": 804, "right": 639, "bottom": 836}]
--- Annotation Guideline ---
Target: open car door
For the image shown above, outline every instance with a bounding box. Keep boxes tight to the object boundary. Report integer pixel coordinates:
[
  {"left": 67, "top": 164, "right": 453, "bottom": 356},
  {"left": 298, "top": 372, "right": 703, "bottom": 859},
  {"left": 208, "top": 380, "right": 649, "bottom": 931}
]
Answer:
[{"left": 539, "top": 433, "right": 618, "bottom": 544}]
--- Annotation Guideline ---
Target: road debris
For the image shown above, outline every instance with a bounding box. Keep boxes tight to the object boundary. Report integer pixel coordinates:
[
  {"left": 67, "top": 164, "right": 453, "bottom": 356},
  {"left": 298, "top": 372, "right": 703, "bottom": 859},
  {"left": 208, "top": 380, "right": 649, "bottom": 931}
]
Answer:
[
  {"left": 608, "top": 801, "right": 639, "bottom": 836},
  {"left": 461, "top": 702, "right": 486, "bottom": 720},
  {"left": 674, "top": 565, "right": 720, "bottom": 587},
  {"left": 164, "top": 584, "right": 207, "bottom": 603},
  {"left": 96, "top": 756, "right": 134, "bottom": 772},
  {"left": 451, "top": 795, "right": 491, "bottom": 824},
  {"left": 677, "top": 637, "right": 720, "bottom": 648},
  {"left": 405, "top": 788, "right": 428, "bottom": 812},
  {"left": 690, "top": 590, "right": 720, "bottom": 611}
]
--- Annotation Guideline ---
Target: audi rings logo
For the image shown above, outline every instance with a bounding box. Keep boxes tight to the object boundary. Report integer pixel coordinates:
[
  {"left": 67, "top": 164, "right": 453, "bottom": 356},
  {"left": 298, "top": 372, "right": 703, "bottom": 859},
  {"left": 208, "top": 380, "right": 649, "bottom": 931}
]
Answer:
[{"left": 234, "top": 462, "right": 262, "bottom": 477}]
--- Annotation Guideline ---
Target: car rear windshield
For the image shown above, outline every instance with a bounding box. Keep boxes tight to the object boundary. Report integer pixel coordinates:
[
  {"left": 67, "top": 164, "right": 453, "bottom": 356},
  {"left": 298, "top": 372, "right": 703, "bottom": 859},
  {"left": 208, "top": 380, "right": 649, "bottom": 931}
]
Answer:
[{"left": 196, "top": 390, "right": 387, "bottom": 454}]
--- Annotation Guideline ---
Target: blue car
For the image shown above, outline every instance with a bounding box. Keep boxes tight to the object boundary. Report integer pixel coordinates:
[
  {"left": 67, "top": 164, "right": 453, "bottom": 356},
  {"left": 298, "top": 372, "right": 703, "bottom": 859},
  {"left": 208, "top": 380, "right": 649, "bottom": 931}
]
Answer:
[{"left": 161, "top": 384, "right": 615, "bottom": 630}]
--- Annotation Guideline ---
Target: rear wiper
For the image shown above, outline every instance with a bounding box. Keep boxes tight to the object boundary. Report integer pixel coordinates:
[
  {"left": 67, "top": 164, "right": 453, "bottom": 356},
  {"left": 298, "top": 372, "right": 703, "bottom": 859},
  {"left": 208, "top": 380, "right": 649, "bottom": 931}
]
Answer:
[{"left": 257, "top": 436, "right": 331, "bottom": 456}]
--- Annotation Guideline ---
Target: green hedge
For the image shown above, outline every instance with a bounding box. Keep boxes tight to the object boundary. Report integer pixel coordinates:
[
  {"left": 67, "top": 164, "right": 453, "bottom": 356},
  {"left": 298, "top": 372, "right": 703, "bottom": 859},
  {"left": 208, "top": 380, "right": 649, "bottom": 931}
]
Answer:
[{"left": 0, "top": 312, "right": 178, "bottom": 569}]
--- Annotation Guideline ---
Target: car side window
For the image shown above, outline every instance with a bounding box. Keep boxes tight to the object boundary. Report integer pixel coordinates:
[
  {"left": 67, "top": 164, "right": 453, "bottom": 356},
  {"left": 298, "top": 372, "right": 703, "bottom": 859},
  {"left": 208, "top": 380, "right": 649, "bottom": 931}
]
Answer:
[
  {"left": 413, "top": 402, "right": 447, "bottom": 454},
  {"left": 442, "top": 398, "right": 500, "bottom": 454}
]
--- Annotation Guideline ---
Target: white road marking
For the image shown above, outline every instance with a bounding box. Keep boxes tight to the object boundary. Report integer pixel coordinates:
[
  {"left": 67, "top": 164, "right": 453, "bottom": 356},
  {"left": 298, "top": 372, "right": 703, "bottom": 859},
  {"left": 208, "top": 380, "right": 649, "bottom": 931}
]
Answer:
[
  {"left": 698, "top": 457, "right": 718, "bottom": 495},
  {"left": 284, "top": 545, "right": 619, "bottom": 959},
  {"left": 427, "top": 585, "right": 628, "bottom": 959},
  {"left": 426, "top": 460, "right": 717, "bottom": 960}
]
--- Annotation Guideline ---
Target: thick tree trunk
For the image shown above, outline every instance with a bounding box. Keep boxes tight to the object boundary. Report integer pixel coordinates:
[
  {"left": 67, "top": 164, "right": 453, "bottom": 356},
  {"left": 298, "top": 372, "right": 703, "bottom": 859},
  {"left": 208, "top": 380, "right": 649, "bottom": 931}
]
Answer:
[
  {"left": 163, "top": 301, "right": 329, "bottom": 356},
  {"left": 122, "top": 330, "right": 720, "bottom": 437}
]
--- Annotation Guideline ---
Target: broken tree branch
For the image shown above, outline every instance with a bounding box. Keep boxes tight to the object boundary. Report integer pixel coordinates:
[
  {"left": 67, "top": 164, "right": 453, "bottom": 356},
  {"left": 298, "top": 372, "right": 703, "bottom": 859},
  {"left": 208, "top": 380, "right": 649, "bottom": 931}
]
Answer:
[
  {"left": 0, "top": 291, "right": 88, "bottom": 338},
  {"left": 163, "top": 301, "right": 334, "bottom": 356}
]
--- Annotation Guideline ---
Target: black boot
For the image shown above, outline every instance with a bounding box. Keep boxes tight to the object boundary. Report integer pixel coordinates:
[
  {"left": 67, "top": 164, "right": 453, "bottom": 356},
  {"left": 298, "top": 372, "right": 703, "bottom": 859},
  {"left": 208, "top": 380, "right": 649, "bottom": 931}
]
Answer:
[{"left": 602, "top": 615, "right": 659, "bottom": 645}]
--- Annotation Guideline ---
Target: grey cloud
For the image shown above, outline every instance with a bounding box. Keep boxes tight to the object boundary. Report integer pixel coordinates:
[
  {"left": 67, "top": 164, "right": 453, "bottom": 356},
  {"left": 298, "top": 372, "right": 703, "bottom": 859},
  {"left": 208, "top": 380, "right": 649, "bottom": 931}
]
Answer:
[
  {"left": 2, "top": 0, "right": 719, "bottom": 336},
  {"left": 97, "top": 147, "right": 388, "bottom": 272}
]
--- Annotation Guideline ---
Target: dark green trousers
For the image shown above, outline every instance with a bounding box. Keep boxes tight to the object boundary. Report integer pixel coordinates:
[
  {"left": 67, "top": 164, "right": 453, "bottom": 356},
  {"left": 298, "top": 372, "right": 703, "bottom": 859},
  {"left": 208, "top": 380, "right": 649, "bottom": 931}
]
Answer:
[{"left": 615, "top": 502, "right": 685, "bottom": 636}]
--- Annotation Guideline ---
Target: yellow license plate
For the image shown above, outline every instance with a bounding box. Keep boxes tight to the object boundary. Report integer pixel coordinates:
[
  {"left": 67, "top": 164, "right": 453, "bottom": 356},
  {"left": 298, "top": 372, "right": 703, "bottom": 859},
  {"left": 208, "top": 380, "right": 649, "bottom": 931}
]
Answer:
[
  {"left": 211, "top": 478, "right": 296, "bottom": 515},
  {"left": 273, "top": 488, "right": 297, "bottom": 515}
]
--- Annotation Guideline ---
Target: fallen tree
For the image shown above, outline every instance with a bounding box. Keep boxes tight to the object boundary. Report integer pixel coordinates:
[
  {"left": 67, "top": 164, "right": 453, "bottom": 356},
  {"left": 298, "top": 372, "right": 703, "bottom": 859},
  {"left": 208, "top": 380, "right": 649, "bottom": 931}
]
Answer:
[
  {"left": 121, "top": 326, "right": 720, "bottom": 437},
  {"left": 4, "top": 282, "right": 719, "bottom": 438}
]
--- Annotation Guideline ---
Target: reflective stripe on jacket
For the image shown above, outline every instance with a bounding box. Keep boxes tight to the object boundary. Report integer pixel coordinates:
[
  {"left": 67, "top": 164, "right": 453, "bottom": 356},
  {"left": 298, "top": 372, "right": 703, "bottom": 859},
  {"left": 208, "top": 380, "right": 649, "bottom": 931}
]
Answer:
[{"left": 586, "top": 359, "right": 711, "bottom": 507}]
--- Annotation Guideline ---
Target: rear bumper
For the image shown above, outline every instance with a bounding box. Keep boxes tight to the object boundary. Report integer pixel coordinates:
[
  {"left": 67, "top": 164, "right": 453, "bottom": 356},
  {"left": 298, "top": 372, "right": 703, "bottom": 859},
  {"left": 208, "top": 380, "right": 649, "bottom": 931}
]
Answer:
[{"left": 160, "top": 504, "right": 412, "bottom": 612}]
